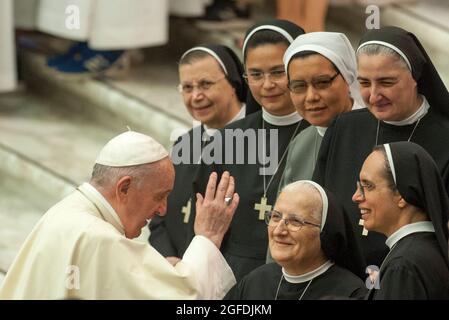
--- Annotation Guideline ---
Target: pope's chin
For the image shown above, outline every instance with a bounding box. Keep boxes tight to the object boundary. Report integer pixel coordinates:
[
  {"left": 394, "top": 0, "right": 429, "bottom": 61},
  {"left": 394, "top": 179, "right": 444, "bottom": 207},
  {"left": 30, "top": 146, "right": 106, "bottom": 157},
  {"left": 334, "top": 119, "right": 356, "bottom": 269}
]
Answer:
[{"left": 124, "top": 227, "right": 143, "bottom": 239}]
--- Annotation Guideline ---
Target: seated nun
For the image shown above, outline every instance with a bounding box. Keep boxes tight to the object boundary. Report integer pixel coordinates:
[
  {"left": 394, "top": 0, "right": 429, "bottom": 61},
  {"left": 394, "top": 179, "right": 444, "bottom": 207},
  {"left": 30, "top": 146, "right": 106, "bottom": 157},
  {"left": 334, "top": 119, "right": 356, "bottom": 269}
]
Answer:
[
  {"left": 225, "top": 180, "right": 367, "bottom": 300},
  {"left": 353, "top": 141, "right": 449, "bottom": 299}
]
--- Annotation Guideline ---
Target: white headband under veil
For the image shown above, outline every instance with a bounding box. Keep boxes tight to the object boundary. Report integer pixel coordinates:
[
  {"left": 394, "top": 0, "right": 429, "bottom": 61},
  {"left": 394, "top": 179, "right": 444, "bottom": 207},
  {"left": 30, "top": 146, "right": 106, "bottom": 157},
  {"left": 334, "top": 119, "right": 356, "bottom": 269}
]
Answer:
[{"left": 282, "top": 180, "right": 328, "bottom": 231}]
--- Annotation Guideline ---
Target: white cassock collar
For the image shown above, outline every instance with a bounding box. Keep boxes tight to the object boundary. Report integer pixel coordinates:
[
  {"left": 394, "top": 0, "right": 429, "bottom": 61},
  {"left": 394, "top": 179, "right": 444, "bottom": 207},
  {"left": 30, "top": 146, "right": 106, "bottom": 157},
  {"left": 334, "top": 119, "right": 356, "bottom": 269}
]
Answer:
[
  {"left": 282, "top": 260, "right": 334, "bottom": 283},
  {"left": 203, "top": 104, "right": 246, "bottom": 137},
  {"left": 262, "top": 109, "right": 302, "bottom": 126},
  {"left": 386, "top": 221, "right": 435, "bottom": 249},
  {"left": 316, "top": 126, "right": 327, "bottom": 137},
  {"left": 383, "top": 95, "right": 430, "bottom": 126},
  {"left": 78, "top": 182, "right": 125, "bottom": 235}
]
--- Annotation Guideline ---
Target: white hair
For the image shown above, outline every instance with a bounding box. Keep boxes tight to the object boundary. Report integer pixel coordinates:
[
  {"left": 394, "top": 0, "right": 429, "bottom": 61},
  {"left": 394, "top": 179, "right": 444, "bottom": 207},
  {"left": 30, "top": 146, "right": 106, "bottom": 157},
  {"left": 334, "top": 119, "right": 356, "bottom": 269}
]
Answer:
[
  {"left": 357, "top": 44, "right": 410, "bottom": 71},
  {"left": 90, "top": 163, "right": 155, "bottom": 188}
]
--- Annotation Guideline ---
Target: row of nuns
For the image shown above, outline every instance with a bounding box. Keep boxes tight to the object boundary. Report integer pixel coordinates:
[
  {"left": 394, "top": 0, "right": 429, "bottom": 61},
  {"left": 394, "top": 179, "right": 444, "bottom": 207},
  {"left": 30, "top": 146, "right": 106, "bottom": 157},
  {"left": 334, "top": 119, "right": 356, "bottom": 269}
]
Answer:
[{"left": 150, "top": 20, "right": 449, "bottom": 300}]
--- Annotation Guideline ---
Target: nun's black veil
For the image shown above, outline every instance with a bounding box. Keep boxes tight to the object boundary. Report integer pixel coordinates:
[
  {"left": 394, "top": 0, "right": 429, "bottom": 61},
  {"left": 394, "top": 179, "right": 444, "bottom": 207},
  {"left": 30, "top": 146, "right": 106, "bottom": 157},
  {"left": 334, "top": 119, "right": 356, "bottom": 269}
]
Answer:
[
  {"left": 359, "top": 26, "right": 449, "bottom": 118},
  {"left": 387, "top": 141, "right": 449, "bottom": 266}
]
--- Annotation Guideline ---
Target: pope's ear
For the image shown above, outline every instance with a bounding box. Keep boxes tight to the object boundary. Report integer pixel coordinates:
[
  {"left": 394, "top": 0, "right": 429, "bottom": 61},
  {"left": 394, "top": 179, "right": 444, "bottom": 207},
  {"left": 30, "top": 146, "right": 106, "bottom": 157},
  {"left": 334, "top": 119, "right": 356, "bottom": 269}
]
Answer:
[{"left": 116, "top": 176, "right": 132, "bottom": 197}]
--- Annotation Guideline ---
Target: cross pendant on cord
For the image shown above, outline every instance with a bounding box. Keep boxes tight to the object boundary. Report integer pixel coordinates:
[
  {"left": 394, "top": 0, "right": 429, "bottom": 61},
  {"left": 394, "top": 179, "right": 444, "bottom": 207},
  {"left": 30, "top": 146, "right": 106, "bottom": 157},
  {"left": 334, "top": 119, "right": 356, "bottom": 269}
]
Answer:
[
  {"left": 359, "top": 219, "right": 368, "bottom": 236},
  {"left": 182, "top": 199, "right": 192, "bottom": 223},
  {"left": 254, "top": 196, "right": 272, "bottom": 220}
]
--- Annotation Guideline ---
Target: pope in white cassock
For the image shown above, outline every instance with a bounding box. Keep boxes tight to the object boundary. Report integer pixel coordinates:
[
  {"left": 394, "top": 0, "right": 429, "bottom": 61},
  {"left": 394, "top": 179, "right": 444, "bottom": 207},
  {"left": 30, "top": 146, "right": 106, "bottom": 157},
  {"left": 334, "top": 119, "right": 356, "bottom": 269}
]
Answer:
[{"left": 0, "top": 131, "right": 239, "bottom": 299}]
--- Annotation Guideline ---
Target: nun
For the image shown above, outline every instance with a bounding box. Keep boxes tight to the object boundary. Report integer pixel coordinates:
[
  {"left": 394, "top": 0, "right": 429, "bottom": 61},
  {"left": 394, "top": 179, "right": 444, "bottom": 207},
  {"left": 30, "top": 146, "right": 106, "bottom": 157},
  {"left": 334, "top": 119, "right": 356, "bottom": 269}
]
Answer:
[
  {"left": 353, "top": 141, "right": 449, "bottom": 299},
  {"left": 279, "top": 31, "right": 364, "bottom": 190},
  {"left": 149, "top": 44, "right": 249, "bottom": 259},
  {"left": 313, "top": 26, "right": 449, "bottom": 267},
  {"left": 190, "top": 19, "right": 309, "bottom": 282},
  {"left": 225, "top": 180, "right": 367, "bottom": 300}
]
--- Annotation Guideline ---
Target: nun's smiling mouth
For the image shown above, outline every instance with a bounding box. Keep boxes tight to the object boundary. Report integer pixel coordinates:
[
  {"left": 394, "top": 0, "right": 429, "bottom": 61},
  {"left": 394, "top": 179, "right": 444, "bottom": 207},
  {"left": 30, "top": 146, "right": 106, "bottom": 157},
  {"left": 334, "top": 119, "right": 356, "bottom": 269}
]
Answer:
[
  {"left": 306, "top": 106, "right": 327, "bottom": 113},
  {"left": 262, "top": 93, "right": 283, "bottom": 101},
  {"left": 372, "top": 100, "right": 392, "bottom": 110},
  {"left": 359, "top": 208, "right": 371, "bottom": 218},
  {"left": 273, "top": 239, "right": 294, "bottom": 246},
  {"left": 193, "top": 104, "right": 213, "bottom": 114}
]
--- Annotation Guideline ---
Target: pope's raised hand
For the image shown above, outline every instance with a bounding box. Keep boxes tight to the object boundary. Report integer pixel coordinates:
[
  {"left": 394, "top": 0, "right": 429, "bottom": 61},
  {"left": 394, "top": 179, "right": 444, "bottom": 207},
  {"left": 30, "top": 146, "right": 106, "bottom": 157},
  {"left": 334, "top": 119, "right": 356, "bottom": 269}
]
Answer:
[{"left": 194, "top": 171, "right": 239, "bottom": 248}]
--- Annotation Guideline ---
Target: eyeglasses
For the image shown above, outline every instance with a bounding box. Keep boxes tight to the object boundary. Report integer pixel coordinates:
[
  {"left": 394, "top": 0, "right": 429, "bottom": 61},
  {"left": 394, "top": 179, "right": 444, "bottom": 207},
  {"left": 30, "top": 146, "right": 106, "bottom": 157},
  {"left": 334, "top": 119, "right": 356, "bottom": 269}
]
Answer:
[
  {"left": 177, "top": 76, "right": 226, "bottom": 94},
  {"left": 355, "top": 180, "right": 395, "bottom": 200},
  {"left": 264, "top": 210, "right": 321, "bottom": 232},
  {"left": 243, "top": 69, "right": 286, "bottom": 85},
  {"left": 288, "top": 72, "right": 340, "bottom": 94},
  {"left": 356, "top": 181, "right": 368, "bottom": 199}
]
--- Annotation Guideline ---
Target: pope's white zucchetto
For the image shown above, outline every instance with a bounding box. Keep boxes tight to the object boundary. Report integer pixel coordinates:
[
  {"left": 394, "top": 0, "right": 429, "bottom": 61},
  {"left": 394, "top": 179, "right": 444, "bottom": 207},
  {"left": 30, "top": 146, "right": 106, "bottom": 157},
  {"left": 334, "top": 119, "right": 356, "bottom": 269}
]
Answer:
[{"left": 95, "top": 131, "right": 169, "bottom": 167}]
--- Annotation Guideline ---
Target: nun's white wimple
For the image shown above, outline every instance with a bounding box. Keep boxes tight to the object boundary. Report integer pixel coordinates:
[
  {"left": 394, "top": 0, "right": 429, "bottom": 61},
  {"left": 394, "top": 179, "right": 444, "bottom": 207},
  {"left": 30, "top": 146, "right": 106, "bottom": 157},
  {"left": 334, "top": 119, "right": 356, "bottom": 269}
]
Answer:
[
  {"left": 297, "top": 180, "right": 328, "bottom": 232},
  {"left": 180, "top": 47, "right": 228, "bottom": 75},
  {"left": 384, "top": 144, "right": 397, "bottom": 184},
  {"left": 283, "top": 32, "right": 364, "bottom": 109},
  {"left": 357, "top": 40, "right": 412, "bottom": 71},
  {"left": 242, "top": 25, "right": 294, "bottom": 55}
]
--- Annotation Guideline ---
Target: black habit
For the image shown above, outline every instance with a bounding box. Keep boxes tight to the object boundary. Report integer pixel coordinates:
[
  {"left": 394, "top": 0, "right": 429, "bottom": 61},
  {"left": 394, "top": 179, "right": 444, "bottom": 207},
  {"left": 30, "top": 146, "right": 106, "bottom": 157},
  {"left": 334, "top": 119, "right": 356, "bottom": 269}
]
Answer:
[{"left": 313, "top": 26, "right": 449, "bottom": 266}]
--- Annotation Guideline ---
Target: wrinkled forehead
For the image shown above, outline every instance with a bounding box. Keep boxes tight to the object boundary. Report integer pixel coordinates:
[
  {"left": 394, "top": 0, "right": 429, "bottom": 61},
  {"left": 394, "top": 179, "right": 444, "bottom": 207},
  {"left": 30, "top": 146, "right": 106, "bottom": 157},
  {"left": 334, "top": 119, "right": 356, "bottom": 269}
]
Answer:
[
  {"left": 356, "top": 53, "right": 412, "bottom": 78},
  {"left": 276, "top": 188, "right": 321, "bottom": 215},
  {"left": 179, "top": 56, "right": 225, "bottom": 79}
]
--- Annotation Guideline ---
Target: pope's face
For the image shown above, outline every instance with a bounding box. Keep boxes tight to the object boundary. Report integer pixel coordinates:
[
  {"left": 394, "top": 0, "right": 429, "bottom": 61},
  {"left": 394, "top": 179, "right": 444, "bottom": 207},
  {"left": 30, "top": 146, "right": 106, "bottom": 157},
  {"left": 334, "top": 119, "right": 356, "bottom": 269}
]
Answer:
[{"left": 120, "top": 159, "right": 175, "bottom": 239}]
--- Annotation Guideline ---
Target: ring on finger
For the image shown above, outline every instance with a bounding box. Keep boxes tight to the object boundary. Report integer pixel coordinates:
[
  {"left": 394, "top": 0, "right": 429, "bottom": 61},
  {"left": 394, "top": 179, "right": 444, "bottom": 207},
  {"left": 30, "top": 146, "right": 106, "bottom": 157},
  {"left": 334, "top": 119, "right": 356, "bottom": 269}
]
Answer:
[{"left": 225, "top": 196, "right": 232, "bottom": 206}]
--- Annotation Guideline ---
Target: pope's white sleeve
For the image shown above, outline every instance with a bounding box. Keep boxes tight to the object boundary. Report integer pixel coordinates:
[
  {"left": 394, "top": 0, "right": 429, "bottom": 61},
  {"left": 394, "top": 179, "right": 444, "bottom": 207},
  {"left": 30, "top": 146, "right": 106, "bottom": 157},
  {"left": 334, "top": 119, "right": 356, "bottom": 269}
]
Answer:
[{"left": 182, "top": 235, "right": 236, "bottom": 299}]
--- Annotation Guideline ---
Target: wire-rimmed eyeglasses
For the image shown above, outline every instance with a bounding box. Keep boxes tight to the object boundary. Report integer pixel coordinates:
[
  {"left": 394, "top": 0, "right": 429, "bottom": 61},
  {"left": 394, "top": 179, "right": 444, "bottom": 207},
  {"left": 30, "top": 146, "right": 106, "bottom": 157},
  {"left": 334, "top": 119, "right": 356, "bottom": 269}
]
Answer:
[
  {"left": 288, "top": 72, "right": 340, "bottom": 94},
  {"left": 264, "top": 210, "right": 321, "bottom": 232},
  {"left": 243, "top": 69, "right": 286, "bottom": 85},
  {"left": 355, "top": 180, "right": 366, "bottom": 199}
]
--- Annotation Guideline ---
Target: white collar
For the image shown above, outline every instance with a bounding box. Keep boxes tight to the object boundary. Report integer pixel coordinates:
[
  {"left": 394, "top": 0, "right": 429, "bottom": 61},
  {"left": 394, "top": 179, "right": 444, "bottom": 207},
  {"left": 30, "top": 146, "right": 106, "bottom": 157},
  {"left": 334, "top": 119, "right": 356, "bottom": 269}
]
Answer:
[
  {"left": 314, "top": 99, "right": 362, "bottom": 136},
  {"left": 78, "top": 182, "right": 125, "bottom": 234},
  {"left": 262, "top": 109, "right": 302, "bottom": 126},
  {"left": 383, "top": 95, "right": 430, "bottom": 126},
  {"left": 386, "top": 221, "right": 435, "bottom": 249},
  {"left": 352, "top": 99, "right": 365, "bottom": 111},
  {"left": 315, "top": 126, "right": 327, "bottom": 137},
  {"left": 203, "top": 104, "right": 246, "bottom": 137},
  {"left": 282, "top": 260, "right": 334, "bottom": 283}
]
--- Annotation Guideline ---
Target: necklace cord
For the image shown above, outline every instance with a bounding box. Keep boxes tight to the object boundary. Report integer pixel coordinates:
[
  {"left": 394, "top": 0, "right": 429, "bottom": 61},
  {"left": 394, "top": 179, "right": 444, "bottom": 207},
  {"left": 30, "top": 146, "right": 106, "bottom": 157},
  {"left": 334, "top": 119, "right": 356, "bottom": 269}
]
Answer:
[
  {"left": 262, "top": 120, "right": 302, "bottom": 196},
  {"left": 375, "top": 118, "right": 421, "bottom": 146},
  {"left": 275, "top": 275, "right": 313, "bottom": 300}
]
